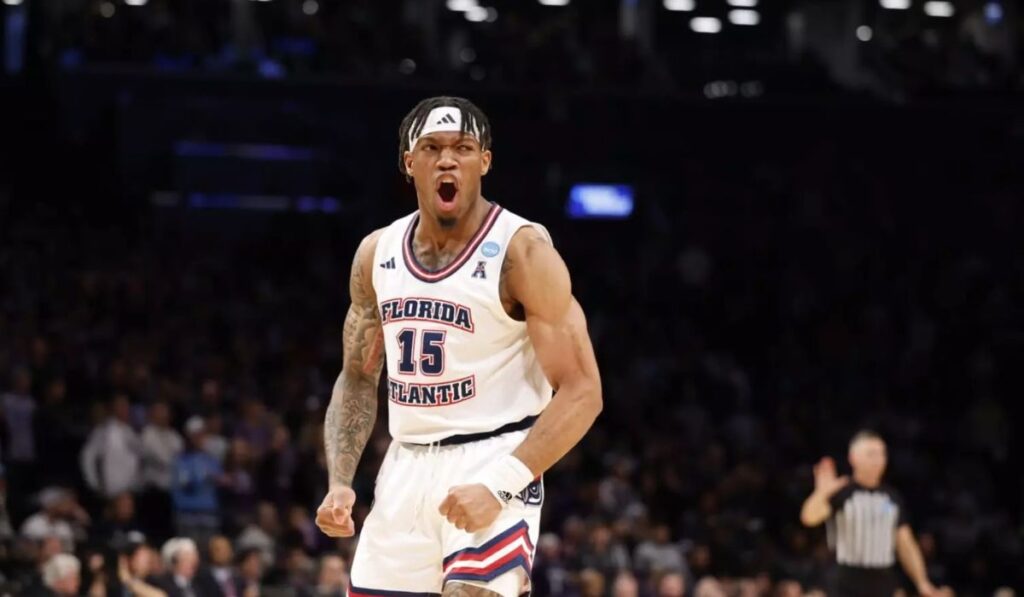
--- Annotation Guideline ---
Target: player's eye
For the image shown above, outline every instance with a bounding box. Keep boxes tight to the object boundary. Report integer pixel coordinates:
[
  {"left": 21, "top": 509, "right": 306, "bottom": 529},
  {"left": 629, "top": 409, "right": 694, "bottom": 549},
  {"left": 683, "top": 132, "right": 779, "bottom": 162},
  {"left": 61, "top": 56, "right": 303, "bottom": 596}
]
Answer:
[
  {"left": 423, "top": 144, "right": 438, "bottom": 152},
  {"left": 458, "top": 144, "right": 474, "bottom": 152}
]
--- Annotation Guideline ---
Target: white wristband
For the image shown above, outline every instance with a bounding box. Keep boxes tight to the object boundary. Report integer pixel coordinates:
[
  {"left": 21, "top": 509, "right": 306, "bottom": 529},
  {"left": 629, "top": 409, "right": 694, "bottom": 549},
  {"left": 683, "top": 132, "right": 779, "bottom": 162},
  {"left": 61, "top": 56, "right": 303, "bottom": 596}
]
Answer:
[{"left": 473, "top": 454, "right": 535, "bottom": 507}]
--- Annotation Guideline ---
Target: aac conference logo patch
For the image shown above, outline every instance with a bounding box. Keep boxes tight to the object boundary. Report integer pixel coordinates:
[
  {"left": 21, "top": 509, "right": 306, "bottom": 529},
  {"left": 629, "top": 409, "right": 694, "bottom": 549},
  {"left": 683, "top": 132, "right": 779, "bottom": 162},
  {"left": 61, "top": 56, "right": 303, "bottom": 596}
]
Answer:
[{"left": 481, "top": 241, "right": 500, "bottom": 258}]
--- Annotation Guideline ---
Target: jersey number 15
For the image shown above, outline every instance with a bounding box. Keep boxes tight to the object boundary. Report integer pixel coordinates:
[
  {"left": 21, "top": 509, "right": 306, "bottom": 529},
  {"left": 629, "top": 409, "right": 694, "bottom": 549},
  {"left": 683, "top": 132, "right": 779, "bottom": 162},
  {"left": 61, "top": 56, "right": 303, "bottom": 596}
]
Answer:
[{"left": 396, "top": 329, "right": 447, "bottom": 376}]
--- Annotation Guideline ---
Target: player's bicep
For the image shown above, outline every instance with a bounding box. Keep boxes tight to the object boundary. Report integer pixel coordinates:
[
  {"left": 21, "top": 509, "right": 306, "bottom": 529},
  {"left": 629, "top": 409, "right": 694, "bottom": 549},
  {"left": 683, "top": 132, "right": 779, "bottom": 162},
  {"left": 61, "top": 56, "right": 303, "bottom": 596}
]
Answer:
[
  {"left": 513, "top": 237, "right": 599, "bottom": 392},
  {"left": 527, "top": 298, "right": 600, "bottom": 393}
]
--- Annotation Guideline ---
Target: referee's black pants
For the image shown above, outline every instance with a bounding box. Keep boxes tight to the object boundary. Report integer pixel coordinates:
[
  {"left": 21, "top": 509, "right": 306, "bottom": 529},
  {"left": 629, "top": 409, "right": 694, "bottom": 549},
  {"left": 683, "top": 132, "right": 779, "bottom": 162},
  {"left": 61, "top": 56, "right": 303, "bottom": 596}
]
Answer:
[{"left": 833, "top": 564, "right": 899, "bottom": 597}]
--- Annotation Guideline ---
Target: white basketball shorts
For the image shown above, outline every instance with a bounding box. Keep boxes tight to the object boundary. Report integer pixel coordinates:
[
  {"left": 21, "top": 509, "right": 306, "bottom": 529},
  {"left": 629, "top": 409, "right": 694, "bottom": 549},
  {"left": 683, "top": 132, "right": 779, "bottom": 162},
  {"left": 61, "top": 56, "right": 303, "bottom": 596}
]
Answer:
[{"left": 349, "top": 429, "right": 543, "bottom": 597}]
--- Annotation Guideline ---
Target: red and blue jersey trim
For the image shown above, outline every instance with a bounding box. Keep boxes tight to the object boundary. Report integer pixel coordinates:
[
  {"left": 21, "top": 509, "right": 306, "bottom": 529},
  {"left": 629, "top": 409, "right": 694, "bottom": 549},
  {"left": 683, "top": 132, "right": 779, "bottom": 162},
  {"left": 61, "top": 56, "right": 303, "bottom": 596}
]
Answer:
[
  {"left": 442, "top": 520, "right": 535, "bottom": 584},
  {"left": 402, "top": 203, "right": 503, "bottom": 283}
]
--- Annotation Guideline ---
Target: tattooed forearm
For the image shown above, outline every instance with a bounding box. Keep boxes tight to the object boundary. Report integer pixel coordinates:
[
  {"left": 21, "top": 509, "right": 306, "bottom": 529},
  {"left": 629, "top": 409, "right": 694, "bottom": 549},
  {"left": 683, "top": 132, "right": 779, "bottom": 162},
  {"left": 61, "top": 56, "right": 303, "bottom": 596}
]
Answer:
[
  {"left": 324, "top": 231, "right": 386, "bottom": 488},
  {"left": 323, "top": 367, "right": 378, "bottom": 487}
]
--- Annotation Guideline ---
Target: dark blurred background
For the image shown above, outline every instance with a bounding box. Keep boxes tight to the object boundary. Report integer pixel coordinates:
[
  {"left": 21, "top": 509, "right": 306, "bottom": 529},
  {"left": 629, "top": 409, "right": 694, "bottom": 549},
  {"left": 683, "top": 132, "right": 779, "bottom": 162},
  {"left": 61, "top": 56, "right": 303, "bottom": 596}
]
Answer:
[{"left": 0, "top": 0, "right": 1022, "bottom": 596}]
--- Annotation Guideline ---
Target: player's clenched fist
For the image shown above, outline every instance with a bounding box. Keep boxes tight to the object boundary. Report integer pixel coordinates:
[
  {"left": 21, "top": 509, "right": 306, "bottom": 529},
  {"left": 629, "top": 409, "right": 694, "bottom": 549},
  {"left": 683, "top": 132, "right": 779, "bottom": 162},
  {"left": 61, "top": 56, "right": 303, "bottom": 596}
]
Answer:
[
  {"left": 316, "top": 486, "right": 357, "bottom": 537},
  {"left": 439, "top": 484, "right": 502, "bottom": 533}
]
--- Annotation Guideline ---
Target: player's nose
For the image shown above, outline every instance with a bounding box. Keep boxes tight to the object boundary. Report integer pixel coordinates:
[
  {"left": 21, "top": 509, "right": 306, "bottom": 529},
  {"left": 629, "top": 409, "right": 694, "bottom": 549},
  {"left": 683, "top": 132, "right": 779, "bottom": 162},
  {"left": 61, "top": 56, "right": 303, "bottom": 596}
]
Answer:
[{"left": 437, "top": 147, "right": 458, "bottom": 169}]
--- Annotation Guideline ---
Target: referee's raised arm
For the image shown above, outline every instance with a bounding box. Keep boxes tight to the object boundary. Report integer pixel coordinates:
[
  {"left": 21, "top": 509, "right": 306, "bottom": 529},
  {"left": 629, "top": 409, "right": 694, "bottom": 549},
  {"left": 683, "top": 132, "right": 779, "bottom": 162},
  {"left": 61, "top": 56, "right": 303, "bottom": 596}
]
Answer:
[{"left": 800, "top": 456, "right": 849, "bottom": 527}]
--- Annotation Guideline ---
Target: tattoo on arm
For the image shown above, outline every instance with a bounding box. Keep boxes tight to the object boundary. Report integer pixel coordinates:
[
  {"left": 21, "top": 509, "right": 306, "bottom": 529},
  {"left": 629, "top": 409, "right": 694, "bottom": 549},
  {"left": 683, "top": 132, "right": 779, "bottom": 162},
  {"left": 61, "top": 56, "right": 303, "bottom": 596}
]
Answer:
[{"left": 324, "top": 234, "right": 385, "bottom": 488}]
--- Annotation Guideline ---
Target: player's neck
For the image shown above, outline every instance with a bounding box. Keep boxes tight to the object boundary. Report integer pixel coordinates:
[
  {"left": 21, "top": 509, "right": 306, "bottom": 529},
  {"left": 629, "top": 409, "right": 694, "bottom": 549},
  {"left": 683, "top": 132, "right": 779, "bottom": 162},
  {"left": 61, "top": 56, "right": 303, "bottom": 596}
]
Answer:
[{"left": 415, "top": 197, "right": 490, "bottom": 249}]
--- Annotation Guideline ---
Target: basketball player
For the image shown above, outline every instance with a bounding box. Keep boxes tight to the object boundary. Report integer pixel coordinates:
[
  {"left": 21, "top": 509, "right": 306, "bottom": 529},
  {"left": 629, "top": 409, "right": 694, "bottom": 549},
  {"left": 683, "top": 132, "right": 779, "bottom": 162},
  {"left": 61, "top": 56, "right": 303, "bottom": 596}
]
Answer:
[
  {"left": 314, "top": 96, "right": 603, "bottom": 597},
  {"left": 800, "top": 431, "right": 939, "bottom": 597}
]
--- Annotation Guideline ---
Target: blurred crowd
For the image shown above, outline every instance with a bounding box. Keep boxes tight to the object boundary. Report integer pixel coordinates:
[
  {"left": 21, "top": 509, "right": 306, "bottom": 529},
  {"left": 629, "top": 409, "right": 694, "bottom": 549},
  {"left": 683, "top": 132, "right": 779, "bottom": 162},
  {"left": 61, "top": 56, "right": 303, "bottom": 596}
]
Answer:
[
  {"left": 1, "top": 107, "right": 1023, "bottom": 597},
  {"left": 10, "top": 0, "right": 1020, "bottom": 96}
]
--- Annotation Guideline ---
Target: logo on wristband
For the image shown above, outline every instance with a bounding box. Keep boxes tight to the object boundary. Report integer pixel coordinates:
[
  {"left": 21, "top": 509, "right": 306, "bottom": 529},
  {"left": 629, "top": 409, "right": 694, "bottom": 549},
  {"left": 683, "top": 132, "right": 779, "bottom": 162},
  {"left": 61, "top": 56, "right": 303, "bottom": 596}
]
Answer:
[
  {"left": 517, "top": 480, "right": 543, "bottom": 507},
  {"left": 497, "top": 490, "right": 514, "bottom": 505}
]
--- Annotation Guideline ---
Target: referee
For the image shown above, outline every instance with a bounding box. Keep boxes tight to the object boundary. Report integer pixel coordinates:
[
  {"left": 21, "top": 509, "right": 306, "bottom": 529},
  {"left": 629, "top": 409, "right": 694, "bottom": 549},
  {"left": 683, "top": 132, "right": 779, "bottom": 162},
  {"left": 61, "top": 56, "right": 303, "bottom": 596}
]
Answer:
[{"left": 800, "top": 431, "right": 939, "bottom": 597}]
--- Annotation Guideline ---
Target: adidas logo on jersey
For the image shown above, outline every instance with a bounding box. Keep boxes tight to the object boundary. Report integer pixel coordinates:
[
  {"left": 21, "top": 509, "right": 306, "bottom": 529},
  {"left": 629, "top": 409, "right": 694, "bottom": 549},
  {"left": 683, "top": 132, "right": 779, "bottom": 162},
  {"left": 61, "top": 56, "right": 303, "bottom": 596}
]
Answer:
[{"left": 379, "top": 257, "right": 396, "bottom": 269}]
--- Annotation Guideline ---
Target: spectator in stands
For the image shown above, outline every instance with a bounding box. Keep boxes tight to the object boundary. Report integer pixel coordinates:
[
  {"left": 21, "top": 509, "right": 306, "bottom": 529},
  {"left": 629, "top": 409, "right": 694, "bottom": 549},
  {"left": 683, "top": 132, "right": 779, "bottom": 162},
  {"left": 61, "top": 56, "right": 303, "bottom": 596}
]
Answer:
[
  {"left": 578, "top": 568, "right": 606, "bottom": 597},
  {"left": 611, "top": 571, "right": 640, "bottom": 597},
  {"left": 28, "top": 553, "right": 80, "bottom": 597},
  {"left": 35, "top": 377, "right": 84, "bottom": 487},
  {"left": 774, "top": 579, "right": 803, "bottom": 597},
  {"left": 221, "top": 438, "right": 258, "bottom": 532},
  {"left": 203, "top": 534, "right": 240, "bottom": 597},
  {"left": 0, "top": 464, "right": 12, "bottom": 544},
  {"left": 170, "top": 417, "right": 222, "bottom": 546},
  {"left": 634, "top": 524, "right": 688, "bottom": 577},
  {"left": 579, "top": 524, "right": 631, "bottom": 580},
  {"left": 657, "top": 572, "right": 687, "bottom": 597},
  {"left": 20, "top": 488, "right": 86, "bottom": 552},
  {"left": 236, "top": 547, "right": 265, "bottom": 597},
  {"left": 311, "top": 553, "right": 347, "bottom": 597},
  {"left": 202, "top": 413, "right": 229, "bottom": 465},
  {"left": 140, "top": 401, "right": 183, "bottom": 540},
  {"left": 693, "top": 577, "right": 726, "bottom": 597},
  {"left": 236, "top": 502, "right": 279, "bottom": 567},
  {"left": 154, "top": 537, "right": 218, "bottom": 597},
  {"left": 94, "top": 492, "right": 143, "bottom": 547},
  {"left": 1, "top": 367, "right": 39, "bottom": 518},
  {"left": 80, "top": 394, "right": 143, "bottom": 499}
]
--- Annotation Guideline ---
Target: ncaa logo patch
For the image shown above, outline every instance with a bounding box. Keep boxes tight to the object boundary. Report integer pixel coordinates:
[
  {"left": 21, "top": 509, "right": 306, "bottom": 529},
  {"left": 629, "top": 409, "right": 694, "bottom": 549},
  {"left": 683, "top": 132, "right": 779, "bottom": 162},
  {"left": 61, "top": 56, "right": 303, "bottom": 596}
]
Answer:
[{"left": 481, "top": 241, "right": 500, "bottom": 258}]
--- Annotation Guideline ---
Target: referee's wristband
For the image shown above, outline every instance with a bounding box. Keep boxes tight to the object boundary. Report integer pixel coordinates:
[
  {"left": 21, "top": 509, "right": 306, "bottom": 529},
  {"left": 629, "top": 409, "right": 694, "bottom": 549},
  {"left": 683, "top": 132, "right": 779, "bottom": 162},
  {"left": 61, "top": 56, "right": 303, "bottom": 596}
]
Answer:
[{"left": 473, "top": 454, "right": 535, "bottom": 507}]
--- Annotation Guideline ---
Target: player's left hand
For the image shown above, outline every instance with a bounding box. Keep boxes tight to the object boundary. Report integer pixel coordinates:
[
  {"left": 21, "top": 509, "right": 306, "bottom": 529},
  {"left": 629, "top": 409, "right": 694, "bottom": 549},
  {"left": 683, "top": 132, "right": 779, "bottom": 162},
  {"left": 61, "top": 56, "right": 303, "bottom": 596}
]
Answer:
[
  {"left": 916, "top": 580, "right": 939, "bottom": 597},
  {"left": 439, "top": 484, "right": 502, "bottom": 533}
]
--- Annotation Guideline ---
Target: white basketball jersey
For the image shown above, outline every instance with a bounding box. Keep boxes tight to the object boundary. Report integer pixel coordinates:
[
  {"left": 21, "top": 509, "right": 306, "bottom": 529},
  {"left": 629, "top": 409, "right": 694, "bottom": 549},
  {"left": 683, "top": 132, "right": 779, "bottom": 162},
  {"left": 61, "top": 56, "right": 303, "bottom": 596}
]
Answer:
[{"left": 371, "top": 203, "right": 554, "bottom": 443}]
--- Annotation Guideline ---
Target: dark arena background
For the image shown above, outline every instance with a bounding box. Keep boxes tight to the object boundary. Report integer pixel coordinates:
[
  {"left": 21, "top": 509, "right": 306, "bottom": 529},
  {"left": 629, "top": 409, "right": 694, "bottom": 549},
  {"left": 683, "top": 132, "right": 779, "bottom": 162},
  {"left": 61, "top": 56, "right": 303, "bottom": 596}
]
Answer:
[{"left": 1, "top": 1, "right": 1022, "bottom": 596}]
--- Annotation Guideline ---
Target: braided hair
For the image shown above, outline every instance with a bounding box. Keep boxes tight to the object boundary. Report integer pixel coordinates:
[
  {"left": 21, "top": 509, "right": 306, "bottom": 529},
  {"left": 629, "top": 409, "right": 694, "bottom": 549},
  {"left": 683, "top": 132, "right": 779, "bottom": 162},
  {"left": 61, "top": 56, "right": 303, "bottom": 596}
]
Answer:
[{"left": 397, "top": 96, "right": 492, "bottom": 177}]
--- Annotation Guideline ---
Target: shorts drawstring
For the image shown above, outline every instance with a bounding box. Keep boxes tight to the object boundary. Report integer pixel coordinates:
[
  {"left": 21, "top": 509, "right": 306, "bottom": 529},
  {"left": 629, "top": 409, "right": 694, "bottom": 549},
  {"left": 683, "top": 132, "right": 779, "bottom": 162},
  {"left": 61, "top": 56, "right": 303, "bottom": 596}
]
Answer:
[{"left": 410, "top": 440, "right": 442, "bottom": 531}]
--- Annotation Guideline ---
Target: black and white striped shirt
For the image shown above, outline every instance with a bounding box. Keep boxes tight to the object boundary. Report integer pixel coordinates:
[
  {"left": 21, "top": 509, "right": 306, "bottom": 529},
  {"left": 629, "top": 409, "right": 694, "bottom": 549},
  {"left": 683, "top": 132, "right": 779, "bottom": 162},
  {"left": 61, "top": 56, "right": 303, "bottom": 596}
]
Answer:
[{"left": 826, "top": 483, "right": 906, "bottom": 568}]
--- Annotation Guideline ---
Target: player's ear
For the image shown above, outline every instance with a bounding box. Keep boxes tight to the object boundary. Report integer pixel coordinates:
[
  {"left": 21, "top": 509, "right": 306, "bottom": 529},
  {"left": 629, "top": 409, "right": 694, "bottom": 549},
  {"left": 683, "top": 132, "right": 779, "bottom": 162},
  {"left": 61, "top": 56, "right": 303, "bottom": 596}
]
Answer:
[
  {"left": 404, "top": 151, "right": 414, "bottom": 177},
  {"left": 481, "top": 149, "right": 493, "bottom": 176}
]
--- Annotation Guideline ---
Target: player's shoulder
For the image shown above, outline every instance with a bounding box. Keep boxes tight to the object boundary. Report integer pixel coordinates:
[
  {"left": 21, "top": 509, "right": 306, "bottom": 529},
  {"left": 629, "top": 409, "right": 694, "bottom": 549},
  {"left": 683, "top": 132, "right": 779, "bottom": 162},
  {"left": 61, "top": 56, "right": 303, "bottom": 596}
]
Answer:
[
  {"left": 354, "top": 226, "right": 388, "bottom": 262},
  {"left": 506, "top": 223, "right": 565, "bottom": 284},
  {"left": 498, "top": 206, "right": 552, "bottom": 245}
]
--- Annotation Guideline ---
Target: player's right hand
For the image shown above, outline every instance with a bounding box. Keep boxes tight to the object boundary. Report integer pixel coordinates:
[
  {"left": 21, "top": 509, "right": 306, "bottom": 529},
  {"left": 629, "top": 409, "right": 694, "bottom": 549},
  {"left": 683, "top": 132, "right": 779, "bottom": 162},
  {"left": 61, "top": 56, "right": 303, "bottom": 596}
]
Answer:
[
  {"left": 315, "top": 486, "right": 357, "bottom": 538},
  {"left": 813, "top": 456, "right": 850, "bottom": 496}
]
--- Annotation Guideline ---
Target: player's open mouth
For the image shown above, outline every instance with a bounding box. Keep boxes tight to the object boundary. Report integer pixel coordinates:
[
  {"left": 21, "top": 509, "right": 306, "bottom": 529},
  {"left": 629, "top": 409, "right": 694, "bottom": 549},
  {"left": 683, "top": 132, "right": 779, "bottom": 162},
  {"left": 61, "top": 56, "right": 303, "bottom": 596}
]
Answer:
[{"left": 437, "top": 181, "right": 458, "bottom": 208}]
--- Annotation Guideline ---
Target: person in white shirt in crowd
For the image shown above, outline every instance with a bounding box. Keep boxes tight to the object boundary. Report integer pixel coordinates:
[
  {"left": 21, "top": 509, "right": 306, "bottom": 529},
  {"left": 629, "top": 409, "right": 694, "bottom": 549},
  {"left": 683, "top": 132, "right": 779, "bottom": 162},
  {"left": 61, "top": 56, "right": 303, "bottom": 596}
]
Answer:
[
  {"left": 141, "top": 402, "right": 184, "bottom": 492},
  {"left": 81, "top": 394, "right": 143, "bottom": 498},
  {"left": 20, "top": 487, "right": 89, "bottom": 552},
  {"left": 634, "top": 524, "right": 688, "bottom": 577},
  {"left": 202, "top": 413, "right": 230, "bottom": 464},
  {"left": 139, "top": 400, "right": 184, "bottom": 539}
]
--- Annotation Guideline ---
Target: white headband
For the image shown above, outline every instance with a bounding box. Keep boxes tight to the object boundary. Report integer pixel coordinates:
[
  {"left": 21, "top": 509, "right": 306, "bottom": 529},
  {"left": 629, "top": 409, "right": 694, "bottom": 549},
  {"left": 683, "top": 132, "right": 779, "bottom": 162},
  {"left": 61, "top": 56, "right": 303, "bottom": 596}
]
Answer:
[{"left": 408, "top": 106, "right": 483, "bottom": 150}]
